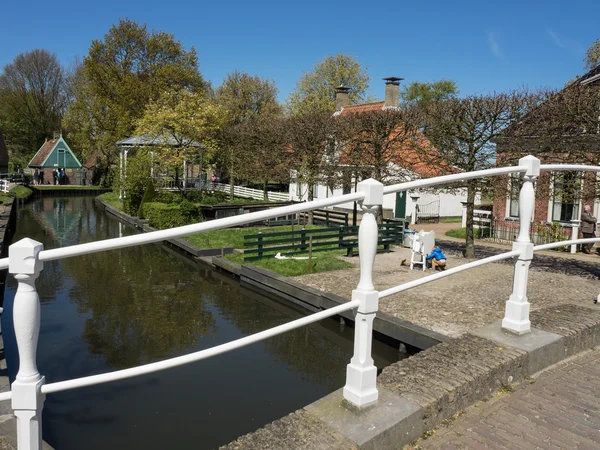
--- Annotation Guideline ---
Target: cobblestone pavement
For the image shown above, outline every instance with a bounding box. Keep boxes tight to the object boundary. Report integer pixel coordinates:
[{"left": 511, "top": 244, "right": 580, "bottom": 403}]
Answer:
[
  {"left": 438, "top": 238, "right": 600, "bottom": 280},
  {"left": 295, "top": 245, "right": 600, "bottom": 337},
  {"left": 407, "top": 347, "right": 600, "bottom": 449}
]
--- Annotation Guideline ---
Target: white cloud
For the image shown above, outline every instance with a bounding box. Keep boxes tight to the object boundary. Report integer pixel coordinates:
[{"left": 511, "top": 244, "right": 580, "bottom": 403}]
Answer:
[
  {"left": 547, "top": 29, "right": 565, "bottom": 48},
  {"left": 547, "top": 29, "right": 584, "bottom": 53},
  {"left": 488, "top": 32, "right": 503, "bottom": 58}
]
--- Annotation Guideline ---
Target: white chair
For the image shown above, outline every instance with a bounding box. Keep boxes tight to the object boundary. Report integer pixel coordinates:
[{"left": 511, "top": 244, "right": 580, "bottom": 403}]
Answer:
[{"left": 410, "top": 230, "right": 435, "bottom": 271}]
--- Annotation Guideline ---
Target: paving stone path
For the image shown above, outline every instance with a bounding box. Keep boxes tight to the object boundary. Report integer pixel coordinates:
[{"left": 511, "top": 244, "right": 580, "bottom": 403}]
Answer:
[{"left": 410, "top": 346, "right": 600, "bottom": 449}]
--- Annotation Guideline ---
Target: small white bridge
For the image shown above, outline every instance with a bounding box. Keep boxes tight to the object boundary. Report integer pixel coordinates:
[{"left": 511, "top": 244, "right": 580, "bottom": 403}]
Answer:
[{"left": 3, "top": 155, "right": 600, "bottom": 449}]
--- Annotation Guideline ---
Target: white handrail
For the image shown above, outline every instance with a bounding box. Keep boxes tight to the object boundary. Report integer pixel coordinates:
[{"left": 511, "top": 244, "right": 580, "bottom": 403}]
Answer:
[
  {"left": 38, "top": 300, "right": 359, "bottom": 396},
  {"left": 534, "top": 237, "right": 600, "bottom": 251},
  {"left": 0, "top": 191, "right": 365, "bottom": 269},
  {"left": 382, "top": 165, "right": 527, "bottom": 194},
  {"left": 379, "top": 250, "right": 521, "bottom": 299},
  {"left": 540, "top": 164, "right": 600, "bottom": 172}
]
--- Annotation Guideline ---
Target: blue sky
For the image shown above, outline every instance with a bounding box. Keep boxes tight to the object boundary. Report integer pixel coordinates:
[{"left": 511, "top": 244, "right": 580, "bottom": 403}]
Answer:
[{"left": 1, "top": 0, "right": 598, "bottom": 102}]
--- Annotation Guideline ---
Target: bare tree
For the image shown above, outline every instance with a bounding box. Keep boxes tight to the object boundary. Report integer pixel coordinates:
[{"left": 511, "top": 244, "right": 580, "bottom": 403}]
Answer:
[
  {"left": 423, "top": 91, "right": 537, "bottom": 257},
  {"left": 0, "top": 49, "right": 66, "bottom": 163},
  {"left": 286, "top": 112, "right": 344, "bottom": 224},
  {"left": 233, "top": 116, "right": 291, "bottom": 200}
]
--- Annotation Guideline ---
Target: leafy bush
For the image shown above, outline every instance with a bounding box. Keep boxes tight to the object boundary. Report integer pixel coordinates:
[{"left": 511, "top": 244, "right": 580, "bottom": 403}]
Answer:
[
  {"left": 179, "top": 200, "right": 200, "bottom": 222},
  {"left": 117, "top": 152, "right": 153, "bottom": 216},
  {"left": 143, "top": 202, "right": 203, "bottom": 230}
]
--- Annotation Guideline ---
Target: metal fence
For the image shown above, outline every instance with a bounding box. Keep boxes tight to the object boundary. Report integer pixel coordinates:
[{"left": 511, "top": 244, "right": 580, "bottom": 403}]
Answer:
[{"left": 4, "top": 157, "right": 600, "bottom": 449}]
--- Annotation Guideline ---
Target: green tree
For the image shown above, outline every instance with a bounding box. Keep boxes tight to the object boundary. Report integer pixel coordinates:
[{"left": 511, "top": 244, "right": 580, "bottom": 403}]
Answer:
[
  {"left": 215, "top": 71, "right": 281, "bottom": 199},
  {"left": 400, "top": 80, "right": 459, "bottom": 104},
  {"left": 286, "top": 54, "right": 370, "bottom": 116},
  {"left": 135, "top": 88, "right": 227, "bottom": 185},
  {"left": 0, "top": 49, "right": 66, "bottom": 167},
  {"left": 63, "top": 18, "right": 206, "bottom": 180},
  {"left": 216, "top": 71, "right": 280, "bottom": 124},
  {"left": 584, "top": 38, "right": 600, "bottom": 71}
]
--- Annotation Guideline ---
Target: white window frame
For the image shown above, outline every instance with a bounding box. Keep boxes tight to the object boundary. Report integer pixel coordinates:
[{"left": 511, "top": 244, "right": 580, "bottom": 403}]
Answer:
[{"left": 547, "top": 171, "right": 582, "bottom": 223}]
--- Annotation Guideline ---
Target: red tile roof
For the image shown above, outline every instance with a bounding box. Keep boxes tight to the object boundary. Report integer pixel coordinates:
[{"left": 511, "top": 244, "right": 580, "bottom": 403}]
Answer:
[
  {"left": 338, "top": 101, "right": 385, "bottom": 116},
  {"left": 29, "top": 139, "right": 58, "bottom": 167}
]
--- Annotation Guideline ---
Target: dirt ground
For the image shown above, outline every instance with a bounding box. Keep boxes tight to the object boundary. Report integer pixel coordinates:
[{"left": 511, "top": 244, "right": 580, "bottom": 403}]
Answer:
[{"left": 293, "top": 245, "right": 600, "bottom": 337}]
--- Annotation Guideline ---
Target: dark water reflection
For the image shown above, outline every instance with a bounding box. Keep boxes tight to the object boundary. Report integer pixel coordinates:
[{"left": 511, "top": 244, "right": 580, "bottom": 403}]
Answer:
[{"left": 2, "top": 196, "right": 400, "bottom": 450}]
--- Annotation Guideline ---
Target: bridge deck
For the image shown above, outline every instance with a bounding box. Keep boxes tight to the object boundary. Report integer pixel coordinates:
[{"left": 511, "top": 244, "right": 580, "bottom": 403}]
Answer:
[{"left": 413, "top": 346, "right": 600, "bottom": 449}]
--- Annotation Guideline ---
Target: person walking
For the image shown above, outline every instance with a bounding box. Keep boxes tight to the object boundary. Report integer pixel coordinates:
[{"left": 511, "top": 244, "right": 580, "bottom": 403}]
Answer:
[
  {"left": 580, "top": 205, "right": 597, "bottom": 254},
  {"left": 52, "top": 169, "right": 58, "bottom": 185},
  {"left": 33, "top": 169, "right": 39, "bottom": 185},
  {"left": 39, "top": 170, "right": 45, "bottom": 185},
  {"left": 82, "top": 169, "right": 87, "bottom": 186}
]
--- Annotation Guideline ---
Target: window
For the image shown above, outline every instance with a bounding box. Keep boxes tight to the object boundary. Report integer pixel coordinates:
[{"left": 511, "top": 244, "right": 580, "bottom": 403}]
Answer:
[
  {"left": 312, "top": 183, "right": 319, "bottom": 199},
  {"left": 507, "top": 174, "right": 522, "bottom": 218},
  {"left": 551, "top": 171, "right": 581, "bottom": 222},
  {"left": 296, "top": 181, "right": 302, "bottom": 198}
]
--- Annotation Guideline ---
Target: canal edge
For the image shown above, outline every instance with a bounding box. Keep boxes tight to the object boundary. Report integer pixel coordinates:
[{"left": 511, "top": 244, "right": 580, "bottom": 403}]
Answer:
[
  {"left": 222, "top": 304, "right": 600, "bottom": 450},
  {"left": 95, "top": 196, "right": 448, "bottom": 352}
]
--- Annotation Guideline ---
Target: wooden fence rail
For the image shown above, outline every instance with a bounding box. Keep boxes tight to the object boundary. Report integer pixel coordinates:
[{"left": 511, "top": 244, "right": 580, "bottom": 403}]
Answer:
[{"left": 243, "top": 223, "right": 404, "bottom": 261}]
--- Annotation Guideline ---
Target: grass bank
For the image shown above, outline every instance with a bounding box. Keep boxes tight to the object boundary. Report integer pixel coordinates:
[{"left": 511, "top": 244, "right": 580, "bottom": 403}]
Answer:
[
  {"left": 225, "top": 250, "right": 353, "bottom": 277},
  {"left": 183, "top": 224, "right": 323, "bottom": 249},
  {"left": 34, "top": 185, "right": 106, "bottom": 190},
  {"left": 445, "top": 227, "right": 483, "bottom": 239},
  {"left": 98, "top": 192, "right": 123, "bottom": 211}
]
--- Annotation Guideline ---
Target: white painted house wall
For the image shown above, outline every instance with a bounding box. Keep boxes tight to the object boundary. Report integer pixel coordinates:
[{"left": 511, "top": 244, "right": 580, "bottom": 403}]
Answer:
[{"left": 289, "top": 170, "right": 468, "bottom": 218}]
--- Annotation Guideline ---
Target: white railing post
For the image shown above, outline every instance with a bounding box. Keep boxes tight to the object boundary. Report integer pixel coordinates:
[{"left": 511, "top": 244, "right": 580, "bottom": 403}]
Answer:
[
  {"left": 9, "top": 238, "right": 45, "bottom": 450},
  {"left": 502, "top": 156, "right": 540, "bottom": 335},
  {"left": 461, "top": 201, "right": 467, "bottom": 228},
  {"left": 410, "top": 196, "right": 419, "bottom": 225},
  {"left": 570, "top": 220, "right": 580, "bottom": 254},
  {"left": 343, "top": 178, "right": 382, "bottom": 408}
]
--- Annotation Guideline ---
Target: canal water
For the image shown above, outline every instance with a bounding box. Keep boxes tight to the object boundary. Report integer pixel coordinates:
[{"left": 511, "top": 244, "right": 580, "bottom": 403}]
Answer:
[{"left": 2, "top": 196, "right": 401, "bottom": 450}]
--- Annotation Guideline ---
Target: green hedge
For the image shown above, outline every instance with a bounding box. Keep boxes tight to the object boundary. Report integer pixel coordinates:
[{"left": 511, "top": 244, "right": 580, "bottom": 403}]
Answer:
[{"left": 142, "top": 201, "right": 203, "bottom": 230}]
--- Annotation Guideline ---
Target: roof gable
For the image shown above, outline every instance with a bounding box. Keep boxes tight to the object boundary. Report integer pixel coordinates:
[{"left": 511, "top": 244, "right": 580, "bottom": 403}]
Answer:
[{"left": 29, "top": 136, "right": 82, "bottom": 168}]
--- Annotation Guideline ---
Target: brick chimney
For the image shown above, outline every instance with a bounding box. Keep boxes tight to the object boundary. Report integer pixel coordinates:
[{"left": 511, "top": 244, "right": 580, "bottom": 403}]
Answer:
[
  {"left": 335, "top": 84, "right": 351, "bottom": 111},
  {"left": 383, "top": 77, "right": 404, "bottom": 108}
]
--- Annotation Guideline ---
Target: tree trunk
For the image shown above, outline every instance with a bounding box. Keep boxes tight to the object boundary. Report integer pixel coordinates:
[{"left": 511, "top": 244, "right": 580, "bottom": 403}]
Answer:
[
  {"left": 307, "top": 182, "right": 314, "bottom": 225},
  {"left": 229, "top": 150, "right": 234, "bottom": 202},
  {"left": 465, "top": 180, "right": 476, "bottom": 258},
  {"left": 263, "top": 179, "right": 269, "bottom": 201}
]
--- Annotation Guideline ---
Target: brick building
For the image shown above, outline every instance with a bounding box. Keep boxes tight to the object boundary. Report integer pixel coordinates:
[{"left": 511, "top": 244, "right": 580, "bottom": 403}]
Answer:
[{"left": 492, "top": 65, "right": 600, "bottom": 242}]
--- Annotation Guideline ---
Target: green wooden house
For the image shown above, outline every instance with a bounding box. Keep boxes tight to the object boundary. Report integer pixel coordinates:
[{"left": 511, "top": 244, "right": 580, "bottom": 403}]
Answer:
[{"left": 29, "top": 135, "right": 82, "bottom": 184}]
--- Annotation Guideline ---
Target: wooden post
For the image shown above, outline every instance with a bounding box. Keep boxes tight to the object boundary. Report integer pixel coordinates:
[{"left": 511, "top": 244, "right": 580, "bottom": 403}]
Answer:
[{"left": 257, "top": 232, "right": 263, "bottom": 259}]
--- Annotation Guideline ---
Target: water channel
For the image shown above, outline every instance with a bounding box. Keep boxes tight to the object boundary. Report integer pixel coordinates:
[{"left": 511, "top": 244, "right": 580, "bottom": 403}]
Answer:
[{"left": 2, "top": 196, "right": 401, "bottom": 450}]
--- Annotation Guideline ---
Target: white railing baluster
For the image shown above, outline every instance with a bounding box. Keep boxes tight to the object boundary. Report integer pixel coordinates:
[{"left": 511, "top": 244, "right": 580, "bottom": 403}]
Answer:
[
  {"left": 343, "top": 179, "right": 382, "bottom": 408},
  {"left": 9, "top": 238, "right": 45, "bottom": 450},
  {"left": 502, "top": 156, "right": 540, "bottom": 335}
]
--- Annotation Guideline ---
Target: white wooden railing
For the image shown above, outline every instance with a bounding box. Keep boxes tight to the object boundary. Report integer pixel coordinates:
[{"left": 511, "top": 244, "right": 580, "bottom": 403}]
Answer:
[
  {"left": 154, "top": 177, "right": 290, "bottom": 202},
  {"left": 3, "top": 155, "right": 600, "bottom": 449}
]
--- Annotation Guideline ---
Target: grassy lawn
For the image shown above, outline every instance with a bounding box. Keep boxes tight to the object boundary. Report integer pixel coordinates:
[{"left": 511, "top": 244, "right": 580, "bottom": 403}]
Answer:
[
  {"left": 445, "top": 227, "right": 484, "bottom": 239},
  {"left": 35, "top": 185, "right": 106, "bottom": 190},
  {"left": 98, "top": 192, "right": 123, "bottom": 211},
  {"left": 11, "top": 185, "right": 33, "bottom": 199},
  {"left": 440, "top": 217, "right": 462, "bottom": 223},
  {"left": 225, "top": 250, "right": 353, "bottom": 277},
  {"left": 184, "top": 224, "right": 324, "bottom": 249}
]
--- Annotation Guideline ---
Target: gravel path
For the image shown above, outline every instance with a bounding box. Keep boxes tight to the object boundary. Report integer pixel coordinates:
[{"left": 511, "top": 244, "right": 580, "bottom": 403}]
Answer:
[{"left": 293, "top": 244, "right": 600, "bottom": 338}]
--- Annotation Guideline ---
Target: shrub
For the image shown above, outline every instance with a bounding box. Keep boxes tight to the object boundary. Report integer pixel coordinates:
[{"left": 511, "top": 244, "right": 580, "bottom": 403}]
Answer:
[
  {"left": 117, "top": 152, "right": 152, "bottom": 216},
  {"left": 143, "top": 202, "right": 203, "bottom": 230}
]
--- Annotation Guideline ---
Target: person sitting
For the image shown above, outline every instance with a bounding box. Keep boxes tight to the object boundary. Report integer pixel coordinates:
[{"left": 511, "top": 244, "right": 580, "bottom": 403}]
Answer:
[{"left": 426, "top": 247, "right": 447, "bottom": 271}]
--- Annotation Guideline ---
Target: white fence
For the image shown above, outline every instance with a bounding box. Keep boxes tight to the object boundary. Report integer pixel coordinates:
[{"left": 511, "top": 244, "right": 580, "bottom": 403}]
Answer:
[
  {"left": 153, "top": 177, "right": 290, "bottom": 202},
  {"left": 4, "top": 155, "right": 600, "bottom": 449}
]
